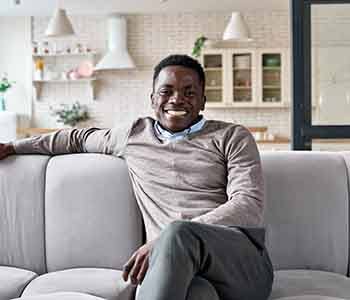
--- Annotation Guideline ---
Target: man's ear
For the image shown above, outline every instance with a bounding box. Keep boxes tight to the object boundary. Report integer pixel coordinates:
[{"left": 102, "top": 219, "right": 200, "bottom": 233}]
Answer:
[
  {"left": 201, "top": 95, "right": 206, "bottom": 111},
  {"left": 150, "top": 93, "right": 156, "bottom": 109}
]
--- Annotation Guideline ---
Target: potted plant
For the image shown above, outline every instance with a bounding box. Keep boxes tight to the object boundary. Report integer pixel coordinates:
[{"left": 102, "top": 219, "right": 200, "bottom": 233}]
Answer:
[
  {"left": 0, "top": 73, "right": 14, "bottom": 111},
  {"left": 50, "top": 101, "right": 90, "bottom": 128},
  {"left": 191, "top": 36, "right": 208, "bottom": 58}
]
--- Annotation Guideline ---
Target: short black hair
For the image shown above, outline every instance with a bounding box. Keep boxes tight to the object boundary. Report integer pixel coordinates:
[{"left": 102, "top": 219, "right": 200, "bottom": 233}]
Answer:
[{"left": 152, "top": 54, "right": 206, "bottom": 91}]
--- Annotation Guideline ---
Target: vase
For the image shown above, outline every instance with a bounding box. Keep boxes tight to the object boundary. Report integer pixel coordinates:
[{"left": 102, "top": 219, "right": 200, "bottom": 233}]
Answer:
[
  {"left": 56, "top": 121, "right": 73, "bottom": 129},
  {"left": 0, "top": 92, "right": 6, "bottom": 111}
]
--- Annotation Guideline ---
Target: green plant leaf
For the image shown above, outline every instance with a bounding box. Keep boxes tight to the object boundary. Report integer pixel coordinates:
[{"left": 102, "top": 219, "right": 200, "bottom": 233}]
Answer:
[
  {"left": 191, "top": 36, "right": 208, "bottom": 58},
  {"left": 50, "top": 101, "right": 90, "bottom": 126}
]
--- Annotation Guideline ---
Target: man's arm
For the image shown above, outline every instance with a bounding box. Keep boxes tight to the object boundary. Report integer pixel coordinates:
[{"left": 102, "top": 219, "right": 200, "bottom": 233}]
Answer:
[
  {"left": 192, "top": 126, "right": 264, "bottom": 227},
  {"left": 0, "top": 126, "right": 129, "bottom": 159}
]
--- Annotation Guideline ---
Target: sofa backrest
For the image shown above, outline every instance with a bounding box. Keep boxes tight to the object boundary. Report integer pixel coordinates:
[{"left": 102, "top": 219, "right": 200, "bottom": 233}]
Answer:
[
  {"left": 44, "top": 154, "right": 143, "bottom": 272},
  {"left": 1, "top": 151, "right": 349, "bottom": 276},
  {"left": 261, "top": 151, "right": 349, "bottom": 275},
  {"left": 0, "top": 154, "right": 143, "bottom": 274},
  {"left": 0, "top": 155, "right": 48, "bottom": 275}
]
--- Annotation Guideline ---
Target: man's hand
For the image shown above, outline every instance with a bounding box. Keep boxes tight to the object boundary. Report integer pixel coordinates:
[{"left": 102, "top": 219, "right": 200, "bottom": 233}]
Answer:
[
  {"left": 122, "top": 239, "right": 156, "bottom": 285},
  {"left": 0, "top": 143, "right": 15, "bottom": 160}
]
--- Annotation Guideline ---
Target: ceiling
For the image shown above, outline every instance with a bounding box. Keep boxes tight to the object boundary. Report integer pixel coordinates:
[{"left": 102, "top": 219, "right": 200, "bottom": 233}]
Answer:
[{"left": 1, "top": 0, "right": 289, "bottom": 16}]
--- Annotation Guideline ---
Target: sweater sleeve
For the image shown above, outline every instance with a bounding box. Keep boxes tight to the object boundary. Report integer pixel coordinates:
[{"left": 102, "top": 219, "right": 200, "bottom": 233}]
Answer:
[
  {"left": 12, "top": 126, "right": 130, "bottom": 157},
  {"left": 192, "top": 125, "right": 264, "bottom": 227}
]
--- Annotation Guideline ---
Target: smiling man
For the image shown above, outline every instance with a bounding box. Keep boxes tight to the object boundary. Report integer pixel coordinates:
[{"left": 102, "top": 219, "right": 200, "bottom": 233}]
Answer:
[{"left": 0, "top": 55, "right": 273, "bottom": 300}]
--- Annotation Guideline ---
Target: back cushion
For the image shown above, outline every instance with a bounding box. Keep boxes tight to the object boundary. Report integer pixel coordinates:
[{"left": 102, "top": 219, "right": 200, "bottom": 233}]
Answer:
[
  {"left": 0, "top": 155, "right": 48, "bottom": 274},
  {"left": 45, "top": 154, "right": 143, "bottom": 272},
  {"left": 261, "top": 151, "right": 349, "bottom": 275}
]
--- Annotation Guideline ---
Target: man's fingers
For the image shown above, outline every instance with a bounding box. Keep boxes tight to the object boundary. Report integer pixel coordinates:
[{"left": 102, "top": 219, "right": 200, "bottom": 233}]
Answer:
[
  {"left": 122, "top": 264, "right": 132, "bottom": 282},
  {"left": 129, "top": 255, "right": 144, "bottom": 285},
  {"left": 122, "top": 241, "right": 154, "bottom": 283},
  {"left": 136, "top": 257, "right": 149, "bottom": 284},
  {"left": 122, "top": 254, "right": 136, "bottom": 281}
]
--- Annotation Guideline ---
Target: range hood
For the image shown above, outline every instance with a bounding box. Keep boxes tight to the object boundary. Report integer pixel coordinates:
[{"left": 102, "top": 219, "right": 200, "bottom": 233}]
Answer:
[{"left": 95, "top": 14, "right": 135, "bottom": 71}]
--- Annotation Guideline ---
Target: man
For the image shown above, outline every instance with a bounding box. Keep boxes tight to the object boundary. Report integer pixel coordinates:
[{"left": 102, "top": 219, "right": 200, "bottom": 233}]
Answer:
[{"left": 0, "top": 54, "right": 273, "bottom": 300}]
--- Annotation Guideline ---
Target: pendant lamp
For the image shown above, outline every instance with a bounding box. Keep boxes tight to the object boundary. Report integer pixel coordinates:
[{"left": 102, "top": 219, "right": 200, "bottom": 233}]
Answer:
[
  {"left": 45, "top": 4, "right": 75, "bottom": 37},
  {"left": 223, "top": 12, "right": 252, "bottom": 41}
]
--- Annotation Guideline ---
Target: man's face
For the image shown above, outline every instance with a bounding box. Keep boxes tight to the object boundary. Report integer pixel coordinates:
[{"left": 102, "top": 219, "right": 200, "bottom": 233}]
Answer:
[{"left": 151, "top": 66, "right": 206, "bottom": 132}]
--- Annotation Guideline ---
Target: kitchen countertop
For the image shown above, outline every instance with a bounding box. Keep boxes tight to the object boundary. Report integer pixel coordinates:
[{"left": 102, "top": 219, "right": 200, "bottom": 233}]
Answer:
[
  {"left": 16, "top": 128, "right": 350, "bottom": 145},
  {"left": 256, "top": 138, "right": 290, "bottom": 144},
  {"left": 256, "top": 138, "right": 350, "bottom": 144}
]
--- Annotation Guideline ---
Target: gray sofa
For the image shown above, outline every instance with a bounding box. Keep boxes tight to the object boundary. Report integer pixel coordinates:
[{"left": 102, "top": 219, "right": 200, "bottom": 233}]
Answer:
[{"left": 1, "top": 151, "right": 350, "bottom": 300}]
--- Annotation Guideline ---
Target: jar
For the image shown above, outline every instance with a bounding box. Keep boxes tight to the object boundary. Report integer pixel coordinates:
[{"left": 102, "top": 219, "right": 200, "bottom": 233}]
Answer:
[
  {"left": 32, "top": 42, "right": 38, "bottom": 54},
  {"left": 43, "top": 41, "right": 50, "bottom": 54}
]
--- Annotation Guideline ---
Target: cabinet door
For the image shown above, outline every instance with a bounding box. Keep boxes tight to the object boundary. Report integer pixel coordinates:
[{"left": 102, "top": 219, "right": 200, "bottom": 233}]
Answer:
[
  {"left": 229, "top": 50, "right": 256, "bottom": 107},
  {"left": 201, "top": 51, "right": 226, "bottom": 106},
  {"left": 257, "top": 49, "right": 288, "bottom": 107}
]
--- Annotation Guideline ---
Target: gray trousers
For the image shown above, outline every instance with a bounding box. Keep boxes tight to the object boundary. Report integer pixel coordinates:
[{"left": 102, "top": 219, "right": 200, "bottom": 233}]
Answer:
[{"left": 137, "top": 220, "right": 274, "bottom": 300}]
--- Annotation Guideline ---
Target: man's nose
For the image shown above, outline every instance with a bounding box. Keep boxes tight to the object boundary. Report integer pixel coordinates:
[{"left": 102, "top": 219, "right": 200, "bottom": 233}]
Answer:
[{"left": 169, "top": 91, "right": 184, "bottom": 103}]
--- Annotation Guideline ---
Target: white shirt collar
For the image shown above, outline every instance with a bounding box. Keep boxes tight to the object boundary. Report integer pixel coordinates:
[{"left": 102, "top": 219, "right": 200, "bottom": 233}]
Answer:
[{"left": 154, "top": 116, "right": 206, "bottom": 141}]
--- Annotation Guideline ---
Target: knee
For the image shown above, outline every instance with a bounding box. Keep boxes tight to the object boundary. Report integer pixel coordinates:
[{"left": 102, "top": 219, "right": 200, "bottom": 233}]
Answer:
[
  {"left": 155, "top": 220, "right": 195, "bottom": 252},
  {"left": 161, "top": 220, "right": 194, "bottom": 242},
  {"left": 186, "top": 277, "right": 219, "bottom": 300}
]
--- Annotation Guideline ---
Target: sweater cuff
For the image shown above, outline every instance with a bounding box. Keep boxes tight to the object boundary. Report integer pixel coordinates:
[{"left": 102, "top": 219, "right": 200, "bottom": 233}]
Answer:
[{"left": 11, "top": 138, "right": 35, "bottom": 154}]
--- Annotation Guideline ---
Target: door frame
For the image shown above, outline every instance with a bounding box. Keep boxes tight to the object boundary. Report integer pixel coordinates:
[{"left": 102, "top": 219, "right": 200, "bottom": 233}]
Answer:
[{"left": 292, "top": 0, "right": 350, "bottom": 150}]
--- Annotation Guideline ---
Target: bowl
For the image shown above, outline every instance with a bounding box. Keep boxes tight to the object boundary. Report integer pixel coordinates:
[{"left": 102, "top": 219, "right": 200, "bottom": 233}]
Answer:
[
  {"left": 263, "top": 56, "right": 280, "bottom": 67},
  {"left": 77, "top": 61, "right": 94, "bottom": 78}
]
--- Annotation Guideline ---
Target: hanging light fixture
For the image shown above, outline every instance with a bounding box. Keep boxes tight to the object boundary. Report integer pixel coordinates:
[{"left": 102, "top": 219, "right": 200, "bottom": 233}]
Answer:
[
  {"left": 45, "top": 1, "right": 75, "bottom": 37},
  {"left": 223, "top": 12, "right": 252, "bottom": 41}
]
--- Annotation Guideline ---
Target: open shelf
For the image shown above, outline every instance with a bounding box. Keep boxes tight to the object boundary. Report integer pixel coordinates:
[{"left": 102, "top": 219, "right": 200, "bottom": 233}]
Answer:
[
  {"left": 33, "top": 77, "right": 97, "bottom": 83},
  {"left": 33, "top": 77, "right": 98, "bottom": 101},
  {"left": 32, "top": 52, "right": 97, "bottom": 57}
]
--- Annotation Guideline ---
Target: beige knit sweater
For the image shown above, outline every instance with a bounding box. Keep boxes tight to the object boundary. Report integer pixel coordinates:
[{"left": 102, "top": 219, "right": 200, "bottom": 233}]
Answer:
[{"left": 13, "top": 117, "right": 264, "bottom": 242}]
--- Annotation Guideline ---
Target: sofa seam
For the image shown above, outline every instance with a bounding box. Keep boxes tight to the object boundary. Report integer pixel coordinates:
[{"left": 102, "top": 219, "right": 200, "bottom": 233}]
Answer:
[
  {"left": 339, "top": 153, "right": 350, "bottom": 278},
  {"left": 19, "top": 273, "right": 38, "bottom": 297},
  {"left": 42, "top": 155, "right": 51, "bottom": 275}
]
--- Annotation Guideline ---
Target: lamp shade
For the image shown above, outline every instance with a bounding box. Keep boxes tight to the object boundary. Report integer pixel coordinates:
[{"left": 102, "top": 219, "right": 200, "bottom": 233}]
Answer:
[
  {"left": 223, "top": 12, "right": 252, "bottom": 41},
  {"left": 45, "top": 8, "right": 75, "bottom": 37}
]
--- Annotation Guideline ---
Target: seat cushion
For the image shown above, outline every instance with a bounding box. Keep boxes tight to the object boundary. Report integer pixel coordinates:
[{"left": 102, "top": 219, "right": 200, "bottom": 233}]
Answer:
[
  {"left": 274, "top": 296, "right": 348, "bottom": 300},
  {"left": 12, "top": 292, "right": 106, "bottom": 300},
  {"left": 22, "top": 268, "right": 135, "bottom": 300},
  {"left": 270, "top": 270, "right": 350, "bottom": 299},
  {"left": 0, "top": 266, "right": 37, "bottom": 299}
]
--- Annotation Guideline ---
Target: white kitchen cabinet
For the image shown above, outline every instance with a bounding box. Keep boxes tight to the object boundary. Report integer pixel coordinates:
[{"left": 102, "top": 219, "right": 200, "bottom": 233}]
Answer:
[
  {"left": 201, "top": 48, "right": 289, "bottom": 108},
  {"left": 201, "top": 49, "right": 226, "bottom": 107},
  {"left": 229, "top": 49, "right": 257, "bottom": 107},
  {"left": 256, "top": 49, "right": 290, "bottom": 107}
]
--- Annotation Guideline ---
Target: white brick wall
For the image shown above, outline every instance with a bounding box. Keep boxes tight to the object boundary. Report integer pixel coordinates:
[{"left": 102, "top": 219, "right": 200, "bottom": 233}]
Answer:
[{"left": 32, "top": 10, "right": 291, "bottom": 136}]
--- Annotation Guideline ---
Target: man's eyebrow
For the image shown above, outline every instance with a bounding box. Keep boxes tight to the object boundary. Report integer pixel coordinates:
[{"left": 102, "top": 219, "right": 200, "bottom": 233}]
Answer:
[{"left": 158, "top": 84, "right": 173, "bottom": 89}]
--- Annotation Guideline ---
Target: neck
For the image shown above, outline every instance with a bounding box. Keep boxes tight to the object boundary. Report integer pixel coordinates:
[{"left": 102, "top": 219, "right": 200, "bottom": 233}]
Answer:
[{"left": 158, "top": 115, "right": 203, "bottom": 133}]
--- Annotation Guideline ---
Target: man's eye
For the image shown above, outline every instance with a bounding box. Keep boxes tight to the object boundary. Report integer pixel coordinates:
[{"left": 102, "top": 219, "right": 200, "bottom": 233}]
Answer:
[
  {"left": 185, "top": 90, "right": 196, "bottom": 97},
  {"left": 158, "top": 90, "right": 172, "bottom": 96}
]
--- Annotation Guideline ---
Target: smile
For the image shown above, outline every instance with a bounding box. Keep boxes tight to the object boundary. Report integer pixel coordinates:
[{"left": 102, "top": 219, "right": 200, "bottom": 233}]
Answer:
[{"left": 164, "top": 110, "right": 188, "bottom": 117}]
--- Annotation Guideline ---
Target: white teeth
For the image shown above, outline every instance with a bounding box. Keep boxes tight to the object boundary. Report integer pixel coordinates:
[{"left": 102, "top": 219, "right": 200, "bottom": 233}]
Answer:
[{"left": 166, "top": 110, "right": 187, "bottom": 116}]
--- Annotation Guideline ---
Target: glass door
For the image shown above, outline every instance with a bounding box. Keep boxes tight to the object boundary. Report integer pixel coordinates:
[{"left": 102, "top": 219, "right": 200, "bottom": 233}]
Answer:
[
  {"left": 232, "top": 52, "right": 254, "bottom": 106},
  {"left": 292, "top": 0, "right": 350, "bottom": 150},
  {"left": 202, "top": 53, "right": 224, "bottom": 104},
  {"left": 261, "top": 53, "right": 282, "bottom": 104}
]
